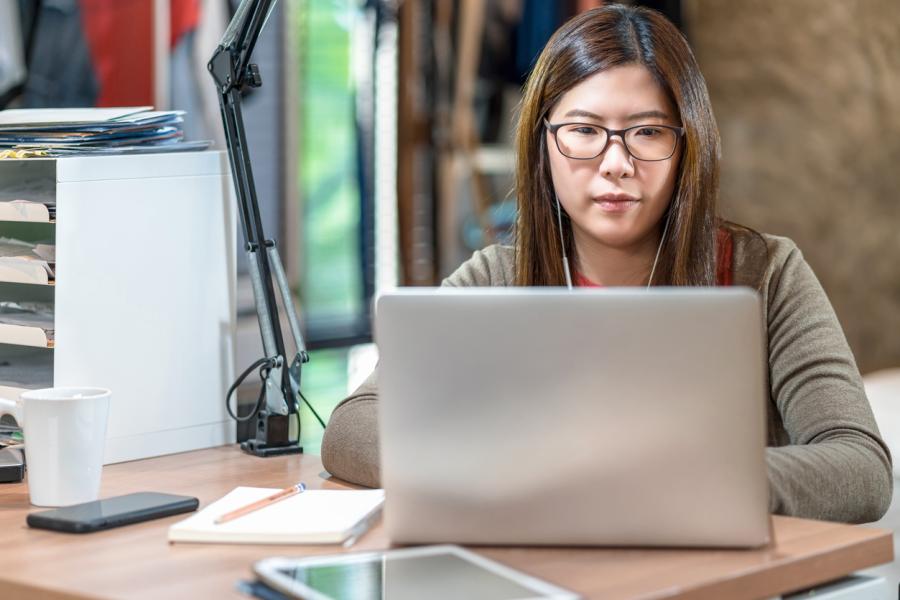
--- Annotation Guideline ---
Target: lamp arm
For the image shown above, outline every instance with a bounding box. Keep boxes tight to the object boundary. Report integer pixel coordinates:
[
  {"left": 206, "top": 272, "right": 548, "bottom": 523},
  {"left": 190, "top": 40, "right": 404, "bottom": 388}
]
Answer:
[{"left": 208, "top": 0, "right": 307, "bottom": 457}]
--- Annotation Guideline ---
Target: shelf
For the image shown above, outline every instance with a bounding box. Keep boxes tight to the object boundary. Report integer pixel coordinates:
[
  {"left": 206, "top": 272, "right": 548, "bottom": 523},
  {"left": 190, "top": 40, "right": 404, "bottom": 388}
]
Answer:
[
  {"left": 0, "top": 324, "right": 53, "bottom": 348},
  {"left": 0, "top": 344, "right": 53, "bottom": 390},
  {"left": 0, "top": 258, "right": 53, "bottom": 285},
  {"left": 0, "top": 151, "right": 236, "bottom": 464},
  {"left": 0, "top": 282, "right": 54, "bottom": 303},
  {"left": 0, "top": 218, "right": 57, "bottom": 286},
  {"left": 0, "top": 159, "right": 56, "bottom": 225},
  {"left": 0, "top": 201, "right": 53, "bottom": 223}
]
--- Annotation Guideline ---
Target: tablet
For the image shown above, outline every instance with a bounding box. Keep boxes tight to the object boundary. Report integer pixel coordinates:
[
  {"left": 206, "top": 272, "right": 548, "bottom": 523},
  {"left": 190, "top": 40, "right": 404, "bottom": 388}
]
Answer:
[{"left": 253, "top": 545, "right": 579, "bottom": 600}]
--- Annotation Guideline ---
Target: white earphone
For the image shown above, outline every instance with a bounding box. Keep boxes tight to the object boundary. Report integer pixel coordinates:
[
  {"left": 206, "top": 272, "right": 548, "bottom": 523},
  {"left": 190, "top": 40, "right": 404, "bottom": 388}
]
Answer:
[{"left": 554, "top": 194, "right": 574, "bottom": 289}]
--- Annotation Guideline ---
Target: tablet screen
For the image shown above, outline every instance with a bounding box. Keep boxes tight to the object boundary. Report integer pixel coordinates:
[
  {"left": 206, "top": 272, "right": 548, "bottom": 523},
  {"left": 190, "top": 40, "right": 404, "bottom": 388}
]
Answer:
[{"left": 255, "top": 546, "right": 577, "bottom": 600}]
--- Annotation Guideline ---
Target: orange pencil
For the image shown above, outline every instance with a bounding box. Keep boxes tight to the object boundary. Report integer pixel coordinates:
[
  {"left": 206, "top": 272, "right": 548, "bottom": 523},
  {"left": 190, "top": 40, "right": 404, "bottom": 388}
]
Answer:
[{"left": 214, "top": 482, "right": 306, "bottom": 525}]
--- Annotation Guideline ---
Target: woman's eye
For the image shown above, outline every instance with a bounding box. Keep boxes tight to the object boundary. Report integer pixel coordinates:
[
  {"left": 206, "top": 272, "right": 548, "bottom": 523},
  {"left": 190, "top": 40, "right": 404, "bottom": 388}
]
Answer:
[
  {"left": 635, "top": 127, "right": 662, "bottom": 137},
  {"left": 572, "top": 126, "right": 599, "bottom": 135}
]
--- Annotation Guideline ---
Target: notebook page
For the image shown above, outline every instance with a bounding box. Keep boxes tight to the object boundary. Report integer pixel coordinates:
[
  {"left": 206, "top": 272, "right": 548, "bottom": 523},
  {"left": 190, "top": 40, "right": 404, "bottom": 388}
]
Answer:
[{"left": 169, "top": 487, "right": 384, "bottom": 544}]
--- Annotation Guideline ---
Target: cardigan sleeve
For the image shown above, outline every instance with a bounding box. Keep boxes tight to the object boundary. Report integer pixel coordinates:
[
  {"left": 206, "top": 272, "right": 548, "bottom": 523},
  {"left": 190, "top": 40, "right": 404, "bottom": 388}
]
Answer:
[
  {"left": 320, "top": 245, "right": 512, "bottom": 486},
  {"left": 764, "top": 241, "right": 892, "bottom": 522},
  {"left": 321, "top": 369, "right": 381, "bottom": 488}
]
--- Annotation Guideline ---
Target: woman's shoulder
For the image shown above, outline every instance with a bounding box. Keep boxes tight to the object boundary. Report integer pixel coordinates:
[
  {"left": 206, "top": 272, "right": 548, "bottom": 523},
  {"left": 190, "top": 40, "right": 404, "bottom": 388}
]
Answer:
[
  {"left": 441, "top": 244, "right": 515, "bottom": 287},
  {"left": 727, "top": 224, "right": 806, "bottom": 289}
]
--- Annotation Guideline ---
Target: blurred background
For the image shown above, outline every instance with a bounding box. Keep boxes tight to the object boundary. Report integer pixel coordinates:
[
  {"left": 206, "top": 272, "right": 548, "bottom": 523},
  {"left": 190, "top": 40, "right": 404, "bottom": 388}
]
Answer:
[{"left": 1, "top": 0, "right": 898, "bottom": 457}]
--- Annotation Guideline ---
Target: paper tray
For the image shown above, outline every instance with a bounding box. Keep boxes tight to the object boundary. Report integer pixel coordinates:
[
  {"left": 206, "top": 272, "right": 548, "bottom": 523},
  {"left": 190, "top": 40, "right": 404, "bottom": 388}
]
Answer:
[{"left": 0, "top": 324, "right": 53, "bottom": 348}]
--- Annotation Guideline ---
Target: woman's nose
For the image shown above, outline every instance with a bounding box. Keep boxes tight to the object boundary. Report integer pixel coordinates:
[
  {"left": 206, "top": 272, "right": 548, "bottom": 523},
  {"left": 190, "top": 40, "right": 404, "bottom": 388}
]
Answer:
[{"left": 598, "top": 135, "right": 635, "bottom": 179}]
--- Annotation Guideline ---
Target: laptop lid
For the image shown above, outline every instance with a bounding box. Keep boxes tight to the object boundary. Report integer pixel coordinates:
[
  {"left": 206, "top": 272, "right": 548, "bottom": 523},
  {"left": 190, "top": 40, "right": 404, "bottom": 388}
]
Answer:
[{"left": 376, "top": 288, "right": 770, "bottom": 548}]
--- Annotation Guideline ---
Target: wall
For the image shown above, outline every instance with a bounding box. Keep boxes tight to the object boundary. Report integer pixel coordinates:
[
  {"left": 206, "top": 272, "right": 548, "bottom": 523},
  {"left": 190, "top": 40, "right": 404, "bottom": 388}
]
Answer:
[{"left": 684, "top": 0, "right": 900, "bottom": 373}]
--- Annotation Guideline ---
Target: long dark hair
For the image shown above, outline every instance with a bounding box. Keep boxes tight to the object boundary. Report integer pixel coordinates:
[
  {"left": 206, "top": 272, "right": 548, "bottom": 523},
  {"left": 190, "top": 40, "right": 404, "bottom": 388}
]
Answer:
[{"left": 514, "top": 4, "right": 721, "bottom": 286}]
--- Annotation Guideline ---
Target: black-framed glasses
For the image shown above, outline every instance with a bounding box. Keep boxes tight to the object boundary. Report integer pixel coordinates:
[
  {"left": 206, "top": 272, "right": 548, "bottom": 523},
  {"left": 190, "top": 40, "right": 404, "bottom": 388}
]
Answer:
[{"left": 544, "top": 119, "right": 684, "bottom": 161}]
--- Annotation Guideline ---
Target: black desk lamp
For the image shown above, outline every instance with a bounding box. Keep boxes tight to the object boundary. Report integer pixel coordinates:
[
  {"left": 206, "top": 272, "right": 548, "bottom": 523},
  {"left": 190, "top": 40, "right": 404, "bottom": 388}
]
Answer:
[{"left": 208, "top": 0, "right": 308, "bottom": 457}]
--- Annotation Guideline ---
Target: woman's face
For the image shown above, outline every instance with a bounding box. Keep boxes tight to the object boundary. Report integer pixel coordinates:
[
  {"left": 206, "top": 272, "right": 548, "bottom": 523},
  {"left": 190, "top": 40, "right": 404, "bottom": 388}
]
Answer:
[{"left": 546, "top": 64, "right": 682, "bottom": 252}]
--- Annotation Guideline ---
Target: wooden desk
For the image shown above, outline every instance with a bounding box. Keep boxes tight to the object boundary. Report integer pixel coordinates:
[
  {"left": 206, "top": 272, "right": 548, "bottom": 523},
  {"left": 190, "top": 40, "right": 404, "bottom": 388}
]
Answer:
[{"left": 0, "top": 446, "right": 892, "bottom": 600}]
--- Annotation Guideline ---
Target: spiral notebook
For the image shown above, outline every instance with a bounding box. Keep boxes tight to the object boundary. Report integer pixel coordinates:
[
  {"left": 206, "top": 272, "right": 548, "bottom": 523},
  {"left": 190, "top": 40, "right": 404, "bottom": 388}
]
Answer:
[{"left": 167, "top": 487, "right": 384, "bottom": 545}]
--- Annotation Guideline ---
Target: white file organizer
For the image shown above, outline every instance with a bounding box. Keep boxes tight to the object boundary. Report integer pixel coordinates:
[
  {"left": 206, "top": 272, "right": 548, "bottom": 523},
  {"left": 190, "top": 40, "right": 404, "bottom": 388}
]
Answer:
[{"left": 0, "top": 151, "right": 236, "bottom": 463}]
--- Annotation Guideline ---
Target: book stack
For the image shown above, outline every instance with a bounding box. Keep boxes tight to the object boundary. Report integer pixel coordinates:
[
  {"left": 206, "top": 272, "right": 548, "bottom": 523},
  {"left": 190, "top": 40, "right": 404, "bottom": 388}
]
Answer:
[{"left": 0, "top": 107, "right": 210, "bottom": 157}]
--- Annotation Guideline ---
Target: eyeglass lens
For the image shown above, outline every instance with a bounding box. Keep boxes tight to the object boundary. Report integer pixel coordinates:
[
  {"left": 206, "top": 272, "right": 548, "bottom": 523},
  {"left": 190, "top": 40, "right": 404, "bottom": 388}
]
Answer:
[{"left": 555, "top": 124, "right": 677, "bottom": 161}]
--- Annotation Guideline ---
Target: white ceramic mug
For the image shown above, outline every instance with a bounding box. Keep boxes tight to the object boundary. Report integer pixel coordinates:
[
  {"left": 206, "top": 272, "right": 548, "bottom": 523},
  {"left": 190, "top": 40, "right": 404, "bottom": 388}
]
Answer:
[{"left": 0, "top": 387, "right": 110, "bottom": 506}]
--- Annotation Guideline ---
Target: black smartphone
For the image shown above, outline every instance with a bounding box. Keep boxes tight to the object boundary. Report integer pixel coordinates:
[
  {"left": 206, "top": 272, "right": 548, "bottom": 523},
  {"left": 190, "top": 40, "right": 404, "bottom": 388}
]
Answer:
[{"left": 26, "top": 492, "right": 199, "bottom": 533}]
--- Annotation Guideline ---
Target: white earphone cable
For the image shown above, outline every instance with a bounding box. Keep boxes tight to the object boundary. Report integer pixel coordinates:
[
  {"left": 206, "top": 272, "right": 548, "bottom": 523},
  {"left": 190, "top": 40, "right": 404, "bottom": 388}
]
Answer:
[
  {"left": 555, "top": 195, "right": 573, "bottom": 290},
  {"left": 555, "top": 195, "right": 673, "bottom": 291}
]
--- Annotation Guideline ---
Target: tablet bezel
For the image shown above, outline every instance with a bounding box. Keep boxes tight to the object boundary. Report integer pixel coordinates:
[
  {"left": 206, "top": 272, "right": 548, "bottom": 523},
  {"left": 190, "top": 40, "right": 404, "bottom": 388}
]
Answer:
[{"left": 253, "top": 544, "right": 579, "bottom": 600}]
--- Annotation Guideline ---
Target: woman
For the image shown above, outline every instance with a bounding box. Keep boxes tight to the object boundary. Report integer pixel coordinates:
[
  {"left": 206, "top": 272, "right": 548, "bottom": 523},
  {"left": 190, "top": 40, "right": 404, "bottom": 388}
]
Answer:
[{"left": 322, "top": 4, "right": 891, "bottom": 523}]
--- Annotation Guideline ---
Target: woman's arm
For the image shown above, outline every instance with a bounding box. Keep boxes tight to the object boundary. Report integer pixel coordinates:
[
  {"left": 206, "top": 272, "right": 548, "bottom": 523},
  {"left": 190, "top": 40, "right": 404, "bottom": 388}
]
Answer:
[
  {"left": 321, "top": 371, "right": 381, "bottom": 487},
  {"left": 765, "top": 242, "right": 892, "bottom": 523},
  {"left": 320, "top": 245, "right": 515, "bottom": 486}
]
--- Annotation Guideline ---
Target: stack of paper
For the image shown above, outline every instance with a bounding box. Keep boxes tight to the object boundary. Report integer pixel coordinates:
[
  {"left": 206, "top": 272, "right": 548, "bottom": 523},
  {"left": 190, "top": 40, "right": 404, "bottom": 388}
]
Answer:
[
  {"left": 0, "top": 237, "right": 54, "bottom": 284},
  {"left": 168, "top": 487, "right": 385, "bottom": 545},
  {"left": 0, "top": 107, "right": 210, "bottom": 157},
  {"left": 0, "top": 200, "right": 53, "bottom": 222},
  {"left": 0, "top": 177, "right": 57, "bottom": 222},
  {"left": 0, "top": 300, "right": 54, "bottom": 347}
]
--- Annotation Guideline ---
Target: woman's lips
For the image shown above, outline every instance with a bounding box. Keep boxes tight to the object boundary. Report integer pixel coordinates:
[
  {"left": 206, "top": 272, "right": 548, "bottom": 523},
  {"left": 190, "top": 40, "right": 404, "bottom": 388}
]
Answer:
[{"left": 593, "top": 194, "right": 639, "bottom": 213}]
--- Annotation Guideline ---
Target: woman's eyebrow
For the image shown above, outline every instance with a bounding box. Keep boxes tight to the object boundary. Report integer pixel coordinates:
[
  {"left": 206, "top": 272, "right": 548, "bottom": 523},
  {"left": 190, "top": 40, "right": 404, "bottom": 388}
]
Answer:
[
  {"left": 563, "top": 108, "right": 604, "bottom": 120},
  {"left": 626, "top": 110, "right": 669, "bottom": 121},
  {"left": 562, "top": 108, "right": 670, "bottom": 121}
]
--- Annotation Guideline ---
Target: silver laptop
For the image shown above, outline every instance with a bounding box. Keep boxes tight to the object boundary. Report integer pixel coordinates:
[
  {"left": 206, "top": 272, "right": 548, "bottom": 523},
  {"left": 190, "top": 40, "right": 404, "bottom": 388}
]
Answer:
[{"left": 376, "top": 288, "right": 770, "bottom": 548}]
